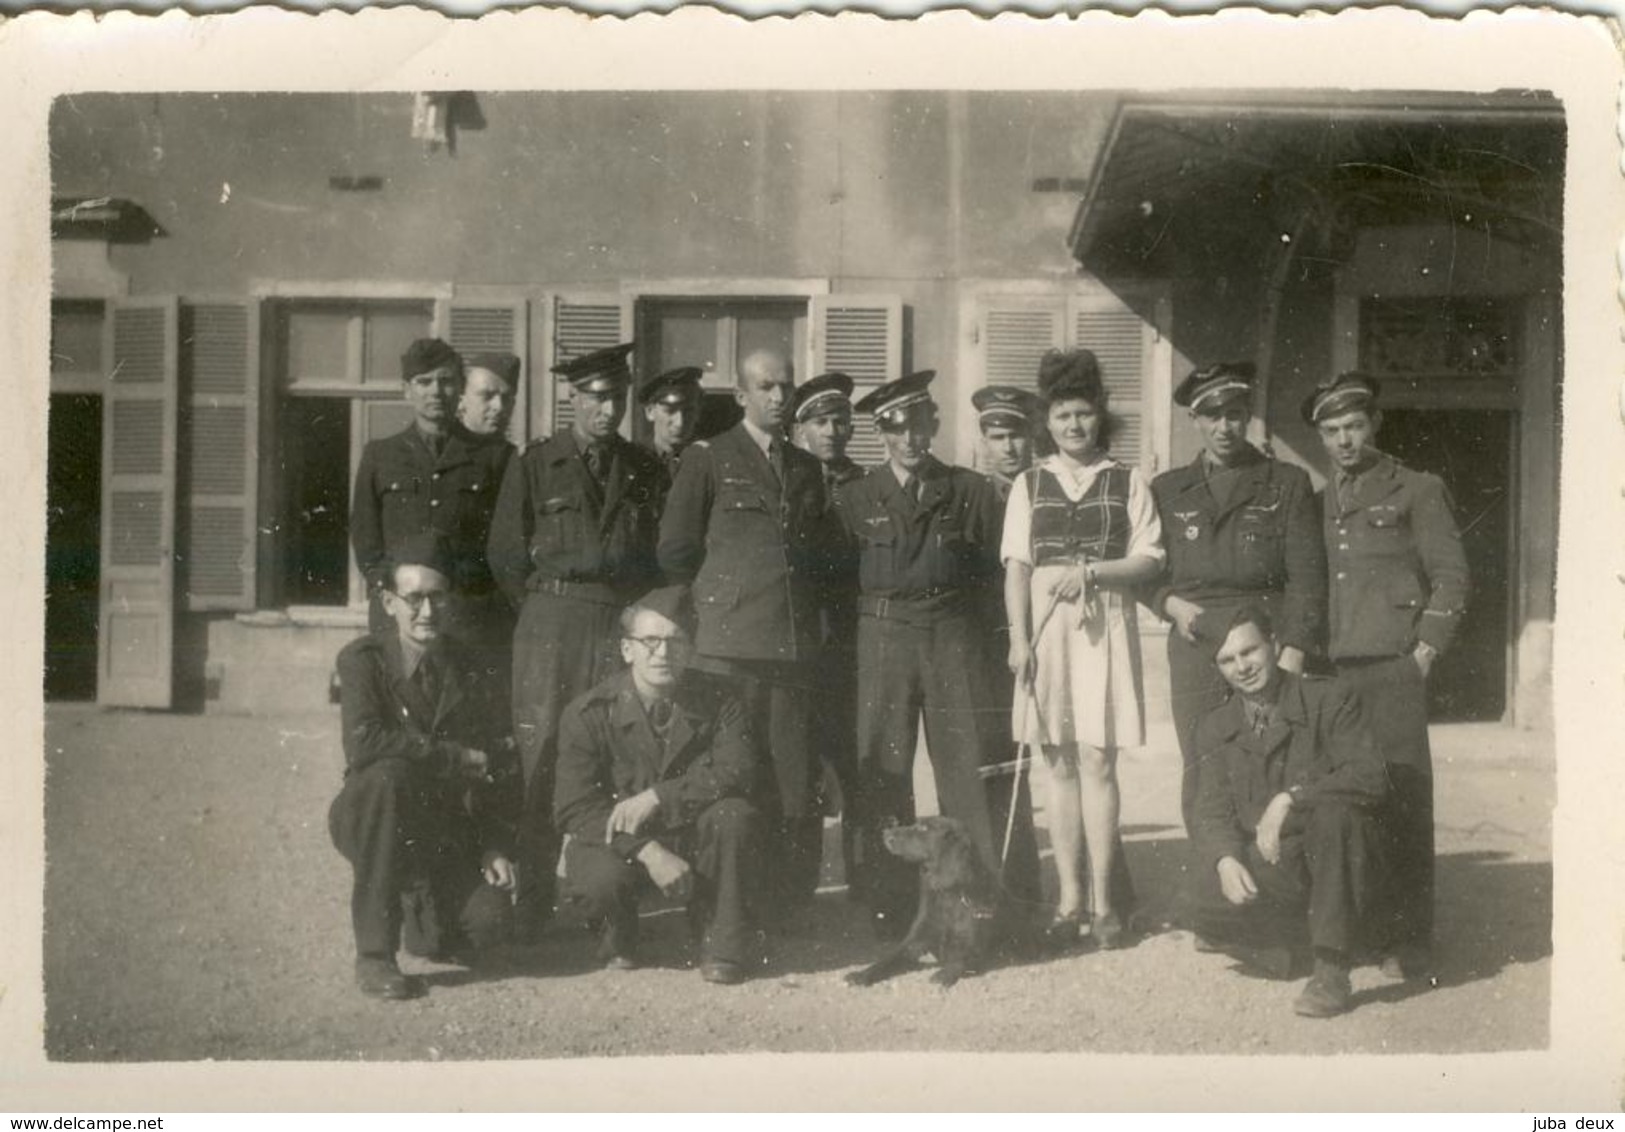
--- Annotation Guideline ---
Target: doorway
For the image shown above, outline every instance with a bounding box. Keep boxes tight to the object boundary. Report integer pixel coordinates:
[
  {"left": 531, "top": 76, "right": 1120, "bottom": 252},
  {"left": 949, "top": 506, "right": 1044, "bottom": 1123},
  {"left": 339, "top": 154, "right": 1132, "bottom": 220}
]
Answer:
[
  {"left": 1379, "top": 408, "right": 1512, "bottom": 723},
  {"left": 46, "top": 394, "right": 103, "bottom": 701}
]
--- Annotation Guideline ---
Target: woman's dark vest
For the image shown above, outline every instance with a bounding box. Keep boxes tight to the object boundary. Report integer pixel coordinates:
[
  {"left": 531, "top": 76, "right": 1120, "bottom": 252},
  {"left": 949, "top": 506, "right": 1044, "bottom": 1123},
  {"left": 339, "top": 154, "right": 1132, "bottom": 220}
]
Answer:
[{"left": 1025, "top": 463, "right": 1133, "bottom": 567}]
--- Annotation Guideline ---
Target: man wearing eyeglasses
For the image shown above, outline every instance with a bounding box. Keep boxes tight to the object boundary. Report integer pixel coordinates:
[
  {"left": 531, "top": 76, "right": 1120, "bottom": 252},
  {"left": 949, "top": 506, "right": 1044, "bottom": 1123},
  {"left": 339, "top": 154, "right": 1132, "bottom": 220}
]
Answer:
[
  {"left": 327, "top": 535, "right": 521, "bottom": 1001},
  {"left": 553, "top": 586, "right": 764, "bottom": 984}
]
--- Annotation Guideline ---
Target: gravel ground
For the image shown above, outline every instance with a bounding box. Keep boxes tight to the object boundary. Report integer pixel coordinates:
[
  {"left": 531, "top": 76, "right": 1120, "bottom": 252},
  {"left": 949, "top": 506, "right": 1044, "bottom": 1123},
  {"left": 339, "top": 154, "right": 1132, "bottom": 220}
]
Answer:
[{"left": 41, "top": 705, "right": 1552, "bottom": 1062}]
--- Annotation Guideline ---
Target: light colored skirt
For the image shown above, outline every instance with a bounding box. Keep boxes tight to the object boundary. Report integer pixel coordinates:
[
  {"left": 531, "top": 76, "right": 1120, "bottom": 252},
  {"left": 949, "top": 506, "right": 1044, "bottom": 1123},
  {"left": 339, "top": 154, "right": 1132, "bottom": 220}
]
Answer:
[{"left": 1012, "top": 562, "right": 1147, "bottom": 750}]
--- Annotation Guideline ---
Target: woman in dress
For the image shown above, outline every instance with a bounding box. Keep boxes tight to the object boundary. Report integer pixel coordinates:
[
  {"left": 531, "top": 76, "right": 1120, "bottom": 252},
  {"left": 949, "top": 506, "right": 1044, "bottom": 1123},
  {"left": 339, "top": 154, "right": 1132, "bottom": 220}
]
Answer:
[{"left": 1001, "top": 349, "right": 1165, "bottom": 947}]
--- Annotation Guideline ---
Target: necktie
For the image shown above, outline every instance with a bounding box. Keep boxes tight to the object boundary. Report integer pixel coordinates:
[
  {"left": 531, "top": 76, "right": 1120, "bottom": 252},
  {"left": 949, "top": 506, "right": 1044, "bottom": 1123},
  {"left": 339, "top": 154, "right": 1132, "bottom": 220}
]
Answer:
[
  {"left": 1337, "top": 472, "right": 1356, "bottom": 515},
  {"left": 416, "top": 654, "right": 441, "bottom": 707},
  {"left": 585, "top": 444, "right": 609, "bottom": 484},
  {"left": 767, "top": 439, "right": 785, "bottom": 486},
  {"left": 904, "top": 476, "right": 921, "bottom": 505}
]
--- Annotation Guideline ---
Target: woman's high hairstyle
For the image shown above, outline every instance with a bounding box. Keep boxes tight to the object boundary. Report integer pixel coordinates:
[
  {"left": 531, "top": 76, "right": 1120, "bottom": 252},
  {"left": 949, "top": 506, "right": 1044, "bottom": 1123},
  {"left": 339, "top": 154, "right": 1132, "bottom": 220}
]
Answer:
[{"left": 1036, "top": 348, "right": 1116, "bottom": 450}]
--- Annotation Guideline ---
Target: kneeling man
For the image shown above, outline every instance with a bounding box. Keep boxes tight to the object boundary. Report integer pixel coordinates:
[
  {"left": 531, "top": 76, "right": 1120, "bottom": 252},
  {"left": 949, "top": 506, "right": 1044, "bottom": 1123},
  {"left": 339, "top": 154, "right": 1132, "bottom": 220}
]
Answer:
[
  {"left": 554, "top": 586, "right": 765, "bottom": 985},
  {"left": 1191, "top": 607, "right": 1388, "bottom": 1018},
  {"left": 328, "top": 535, "right": 521, "bottom": 1001}
]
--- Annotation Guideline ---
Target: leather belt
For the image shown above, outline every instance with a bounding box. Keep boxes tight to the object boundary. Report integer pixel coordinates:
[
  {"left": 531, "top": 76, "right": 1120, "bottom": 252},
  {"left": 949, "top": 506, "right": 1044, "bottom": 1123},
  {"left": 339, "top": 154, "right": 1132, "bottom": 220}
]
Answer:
[{"left": 528, "top": 577, "right": 624, "bottom": 605}]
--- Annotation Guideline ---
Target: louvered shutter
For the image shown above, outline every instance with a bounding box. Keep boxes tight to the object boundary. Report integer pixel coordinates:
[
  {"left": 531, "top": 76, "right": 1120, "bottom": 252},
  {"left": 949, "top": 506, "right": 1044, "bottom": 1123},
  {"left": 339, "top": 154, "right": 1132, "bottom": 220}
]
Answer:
[
  {"left": 179, "top": 302, "right": 260, "bottom": 612},
  {"left": 810, "top": 295, "right": 902, "bottom": 469},
  {"left": 98, "top": 297, "right": 179, "bottom": 707},
  {"left": 549, "top": 294, "right": 632, "bottom": 436},
  {"left": 1069, "top": 295, "right": 1151, "bottom": 472},
  {"left": 438, "top": 295, "right": 529, "bottom": 445},
  {"left": 983, "top": 302, "right": 1066, "bottom": 392}
]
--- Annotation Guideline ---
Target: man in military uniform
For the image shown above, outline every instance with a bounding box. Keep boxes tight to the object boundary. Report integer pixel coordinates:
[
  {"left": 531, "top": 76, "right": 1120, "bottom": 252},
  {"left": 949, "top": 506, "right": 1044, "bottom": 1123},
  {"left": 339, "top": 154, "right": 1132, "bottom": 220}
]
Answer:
[
  {"left": 658, "top": 348, "right": 831, "bottom": 924},
  {"left": 328, "top": 535, "right": 520, "bottom": 1001},
  {"left": 1190, "top": 606, "right": 1387, "bottom": 1018},
  {"left": 834, "top": 371, "right": 1041, "bottom": 940},
  {"left": 351, "top": 338, "right": 511, "bottom": 637},
  {"left": 1147, "top": 362, "right": 1326, "bottom": 835},
  {"left": 972, "top": 384, "right": 1040, "bottom": 503},
  {"left": 1305, "top": 372, "right": 1469, "bottom": 979},
  {"left": 638, "top": 365, "right": 705, "bottom": 477},
  {"left": 554, "top": 586, "right": 765, "bottom": 984},
  {"left": 790, "top": 371, "right": 866, "bottom": 898},
  {"left": 486, "top": 341, "right": 666, "bottom": 940},
  {"left": 458, "top": 351, "right": 520, "bottom": 441}
]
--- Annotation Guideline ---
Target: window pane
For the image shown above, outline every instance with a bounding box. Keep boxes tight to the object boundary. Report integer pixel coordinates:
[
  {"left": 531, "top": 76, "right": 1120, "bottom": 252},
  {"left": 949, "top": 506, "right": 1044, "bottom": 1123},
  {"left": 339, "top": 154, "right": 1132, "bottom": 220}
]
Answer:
[
  {"left": 737, "top": 315, "right": 797, "bottom": 372},
  {"left": 51, "top": 300, "right": 105, "bottom": 376},
  {"left": 364, "top": 302, "right": 436, "bottom": 386},
  {"left": 281, "top": 397, "right": 352, "bottom": 606},
  {"left": 657, "top": 314, "right": 723, "bottom": 382},
  {"left": 286, "top": 307, "right": 354, "bottom": 385}
]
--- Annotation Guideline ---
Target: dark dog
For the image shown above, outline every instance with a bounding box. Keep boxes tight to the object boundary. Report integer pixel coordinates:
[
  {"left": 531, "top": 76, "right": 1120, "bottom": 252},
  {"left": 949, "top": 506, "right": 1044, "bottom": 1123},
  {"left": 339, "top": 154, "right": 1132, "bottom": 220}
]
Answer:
[{"left": 845, "top": 816, "right": 1001, "bottom": 988}]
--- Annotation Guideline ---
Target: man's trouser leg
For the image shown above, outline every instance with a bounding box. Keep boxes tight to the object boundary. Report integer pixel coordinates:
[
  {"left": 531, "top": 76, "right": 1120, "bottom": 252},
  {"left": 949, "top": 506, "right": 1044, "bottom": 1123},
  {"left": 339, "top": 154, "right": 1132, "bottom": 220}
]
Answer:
[
  {"left": 510, "top": 591, "right": 621, "bottom": 938},
  {"left": 1337, "top": 656, "right": 1434, "bottom": 954},
  {"left": 815, "top": 645, "right": 865, "bottom": 899},
  {"left": 562, "top": 838, "right": 642, "bottom": 953},
  {"left": 686, "top": 797, "right": 766, "bottom": 965},
  {"left": 1166, "top": 629, "right": 1235, "bottom": 836},
  {"left": 853, "top": 614, "right": 926, "bottom": 935},
  {"left": 329, "top": 759, "right": 429, "bottom": 959},
  {"left": 722, "top": 659, "right": 820, "bottom": 921}
]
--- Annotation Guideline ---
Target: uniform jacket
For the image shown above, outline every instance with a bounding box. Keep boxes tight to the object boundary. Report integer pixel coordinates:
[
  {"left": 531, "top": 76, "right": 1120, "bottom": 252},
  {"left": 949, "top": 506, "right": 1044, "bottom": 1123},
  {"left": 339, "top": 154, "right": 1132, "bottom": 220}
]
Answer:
[
  {"left": 818, "top": 456, "right": 867, "bottom": 653},
  {"left": 350, "top": 424, "right": 512, "bottom": 595},
  {"left": 485, "top": 430, "right": 666, "bottom": 611},
  {"left": 1321, "top": 452, "right": 1469, "bottom": 659},
  {"left": 834, "top": 456, "right": 1003, "bottom": 605},
  {"left": 553, "top": 670, "right": 757, "bottom": 861},
  {"left": 657, "top": 423, "right": 831, "bottom": 663},
  {"left": 334, "top": 631, "right": 520, "bottom": 851},
  {"left": 1191, "top": 672, "right": 1388, "bottom": 872},
  {"left": 1147, "top": 445, "right": 1326, "bottom": 654}
]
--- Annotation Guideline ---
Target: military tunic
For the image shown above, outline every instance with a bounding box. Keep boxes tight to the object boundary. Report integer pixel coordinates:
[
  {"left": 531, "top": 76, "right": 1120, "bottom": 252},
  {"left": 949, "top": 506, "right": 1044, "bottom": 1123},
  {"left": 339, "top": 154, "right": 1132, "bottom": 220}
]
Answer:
[
  {"left": 484, "top": 428, "right": 666, "bottom": 933},
  {"left": 1321, "top": 450, "right": 1468, "bottom": 954},
  {"left": 658, "top": 422, "right": 834, "bottom": 913},
  {"left": 835, "top": 456, "right": 1041, "bottom": 933},
  {"left": 1147, "top": 444, "right": 1326, "bottom": 833},
  {"left": 815, "top": 455, "right": 868, "bottom": 897}
]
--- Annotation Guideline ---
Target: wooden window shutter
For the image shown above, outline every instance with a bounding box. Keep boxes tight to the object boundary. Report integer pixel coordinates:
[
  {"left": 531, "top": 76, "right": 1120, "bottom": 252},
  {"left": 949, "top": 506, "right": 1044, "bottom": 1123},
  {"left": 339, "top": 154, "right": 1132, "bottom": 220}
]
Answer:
[
  {"left": 99, "top": 297, "right": 180, "bottom": 707},
  {"left": 810, "top": 294, "right": 902, "bottom": 469},
  {"left": 179, "top": 301, "right": 260, "bottom": 613},
  {"left": 1069, "top": 294, "right": 1151, "bottom": 472},
  {"left": 548, "top": 294, "right": 632, "bottom": 436},
  {"left": 437, "top": 294, "right": 530, "bottom": 445},
  {"left": 982, "top": 302, "right": 1066, "bottom": 392}
]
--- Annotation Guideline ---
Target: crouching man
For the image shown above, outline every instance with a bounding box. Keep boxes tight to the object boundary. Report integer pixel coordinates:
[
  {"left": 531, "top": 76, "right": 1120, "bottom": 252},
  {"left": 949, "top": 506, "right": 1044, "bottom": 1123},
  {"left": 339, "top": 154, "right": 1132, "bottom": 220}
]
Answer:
[
  {"left": 328, "top": 535, "right": 521, "bottom": 1001},
  {"left": 1190, "top": 606, "right": 1388, "bottom": 1018},
  {"left": 554, "top": 586, "right": 765, "bottom": 985}
]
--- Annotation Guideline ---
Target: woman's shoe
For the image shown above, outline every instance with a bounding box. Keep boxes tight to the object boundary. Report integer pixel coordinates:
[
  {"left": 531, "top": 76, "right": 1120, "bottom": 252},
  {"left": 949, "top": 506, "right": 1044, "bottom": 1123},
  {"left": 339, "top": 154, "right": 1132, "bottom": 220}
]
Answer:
[
  {"left": 1091, "top": 910, "right": 1127, "bottom": 950},
  {"left": 1045, "top": 910, "right": 1084, "bottom": 947}
]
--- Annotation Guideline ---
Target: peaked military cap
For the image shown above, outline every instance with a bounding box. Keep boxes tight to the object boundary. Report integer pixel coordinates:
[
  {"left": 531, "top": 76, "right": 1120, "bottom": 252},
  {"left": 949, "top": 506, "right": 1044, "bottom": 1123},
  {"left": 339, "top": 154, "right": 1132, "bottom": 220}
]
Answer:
[
  {"left": 553, "top": 342, "right": 635, "bottom": 393},
  {"left": 791, "top": 371, "right": 856, "bottom": 423},
  {"left": 400, "top": 338, "right": 462, "bottom": 381},
  {"left": 972, "top": 384, "right": 1041, "bottom": 431},
  {"left": 853, "top": 370, "right": 937, "bottom": 428},
  {"left": 463, "top": 351, "right": 522, "bottom": 387},
  {"left": 1302, "top": 372, "right": 1380, "bottom": 425},
  {"left": 1174, "top": 361, "right": 1256, "bottom": 414},
  {"left": 637, "top": 365, "right": 704, "bottom": 407}
]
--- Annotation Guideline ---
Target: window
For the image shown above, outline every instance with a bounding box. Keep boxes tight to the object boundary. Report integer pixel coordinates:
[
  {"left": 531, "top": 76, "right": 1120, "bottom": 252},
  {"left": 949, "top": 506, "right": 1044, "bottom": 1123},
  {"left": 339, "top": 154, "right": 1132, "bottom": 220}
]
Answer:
[
  {"left": 635, "top": 298, "right": 808, "bottom": 442},
  {"left": 51, "top": 299, "right": 106, "bottom": 392},
  {"left": 1360, "top": 296, "right": 1519, "bottom": 381},
  {"left": 272, "top": 298, "right": 435, "bottom": 607}
]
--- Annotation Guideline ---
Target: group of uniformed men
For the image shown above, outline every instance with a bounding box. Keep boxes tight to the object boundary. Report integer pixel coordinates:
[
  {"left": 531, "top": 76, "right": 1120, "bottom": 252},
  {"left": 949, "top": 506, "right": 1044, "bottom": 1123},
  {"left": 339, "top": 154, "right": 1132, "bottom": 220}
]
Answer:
[{"left": 327, "top": 335, "right": 1467, "bottom": 1017}]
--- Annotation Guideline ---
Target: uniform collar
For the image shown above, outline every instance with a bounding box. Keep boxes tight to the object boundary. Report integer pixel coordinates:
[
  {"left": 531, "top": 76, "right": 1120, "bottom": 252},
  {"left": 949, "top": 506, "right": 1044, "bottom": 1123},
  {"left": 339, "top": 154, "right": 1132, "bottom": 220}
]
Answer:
[{"left": 740, "top": 417, "right": 779, "bottom": 455}]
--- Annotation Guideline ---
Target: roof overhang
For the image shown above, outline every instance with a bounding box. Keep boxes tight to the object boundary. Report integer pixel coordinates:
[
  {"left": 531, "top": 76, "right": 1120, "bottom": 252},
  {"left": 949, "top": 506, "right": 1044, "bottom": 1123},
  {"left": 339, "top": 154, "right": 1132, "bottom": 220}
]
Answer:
[{"left": 1069, "top": 93, "right": 1565, "bottom": 281}]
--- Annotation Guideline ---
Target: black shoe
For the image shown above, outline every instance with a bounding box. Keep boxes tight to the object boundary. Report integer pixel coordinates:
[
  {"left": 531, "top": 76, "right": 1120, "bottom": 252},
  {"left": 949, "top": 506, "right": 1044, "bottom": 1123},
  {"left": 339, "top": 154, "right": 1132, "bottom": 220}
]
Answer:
[
  {"left": 1379, "top": 942, "right": 1433, "bottom": 981},
  {"left": 355, "top": 955, "right": 425, "bottom": 1001},
  {"left": 1044, "top": 910, "right": 1084, "bottom": 948},
  {"left": 1294, "top": 959, "right": 1353, "bottom": 1018},
  {"left": 700, "top": 960, "right": 746, "bottom": 985}
]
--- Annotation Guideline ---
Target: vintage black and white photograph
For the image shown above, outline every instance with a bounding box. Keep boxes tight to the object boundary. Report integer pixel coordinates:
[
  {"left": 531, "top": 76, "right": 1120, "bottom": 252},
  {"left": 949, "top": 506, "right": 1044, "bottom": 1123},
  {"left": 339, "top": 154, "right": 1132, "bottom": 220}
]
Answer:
[{"left": 8, "top": 6, "right": 1623, "bottom": 1111}]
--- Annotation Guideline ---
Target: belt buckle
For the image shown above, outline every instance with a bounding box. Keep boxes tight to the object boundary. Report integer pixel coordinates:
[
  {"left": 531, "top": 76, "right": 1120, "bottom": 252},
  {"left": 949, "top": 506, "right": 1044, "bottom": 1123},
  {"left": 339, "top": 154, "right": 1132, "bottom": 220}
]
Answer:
[{"left": 876, "top": 596, "right": 890, "bottom": 620}]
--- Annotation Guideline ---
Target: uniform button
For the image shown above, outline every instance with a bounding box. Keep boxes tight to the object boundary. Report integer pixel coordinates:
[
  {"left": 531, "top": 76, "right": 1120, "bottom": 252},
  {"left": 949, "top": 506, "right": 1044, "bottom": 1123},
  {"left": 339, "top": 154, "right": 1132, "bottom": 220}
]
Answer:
[
  {"left": 1339, "top": 543, "right": 1349, "bottom": 550},
  {"left": 1336, "top": 571, "right": 1347, "bottom": 580},
  {"left": 430, "top": 499, "right": 441, "bottom": 508},
  {"left": 433, "top": 472, "right": 442, "bottom": 480}
]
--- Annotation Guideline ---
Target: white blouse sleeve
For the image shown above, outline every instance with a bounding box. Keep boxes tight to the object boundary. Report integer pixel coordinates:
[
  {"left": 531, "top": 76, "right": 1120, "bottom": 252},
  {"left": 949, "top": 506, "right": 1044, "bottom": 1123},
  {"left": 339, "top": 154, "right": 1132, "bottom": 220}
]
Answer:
[
  {"left": 1000, "top": 472, "right": 1034, "bottom": 567},
  {"left": 1124, "top": 465, "right": 1166, "bottom": 564}
]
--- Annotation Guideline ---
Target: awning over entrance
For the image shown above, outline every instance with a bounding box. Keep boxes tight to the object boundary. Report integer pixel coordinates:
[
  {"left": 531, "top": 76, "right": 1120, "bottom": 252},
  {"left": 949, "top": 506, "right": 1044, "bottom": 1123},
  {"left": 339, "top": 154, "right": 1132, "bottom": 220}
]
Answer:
[{"left": 1068, "top": 93, "right": 1564, "bottom": 284}]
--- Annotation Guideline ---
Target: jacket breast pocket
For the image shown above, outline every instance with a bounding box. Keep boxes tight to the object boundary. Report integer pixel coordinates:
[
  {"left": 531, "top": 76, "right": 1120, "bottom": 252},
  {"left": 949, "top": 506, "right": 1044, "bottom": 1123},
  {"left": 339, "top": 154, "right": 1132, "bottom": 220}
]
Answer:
[
  {"left": 534, "top": 495, "right": 584, "bottom": 553},
  {"left": 716, "top": 489, "right": 773, "bottom": 534}
]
